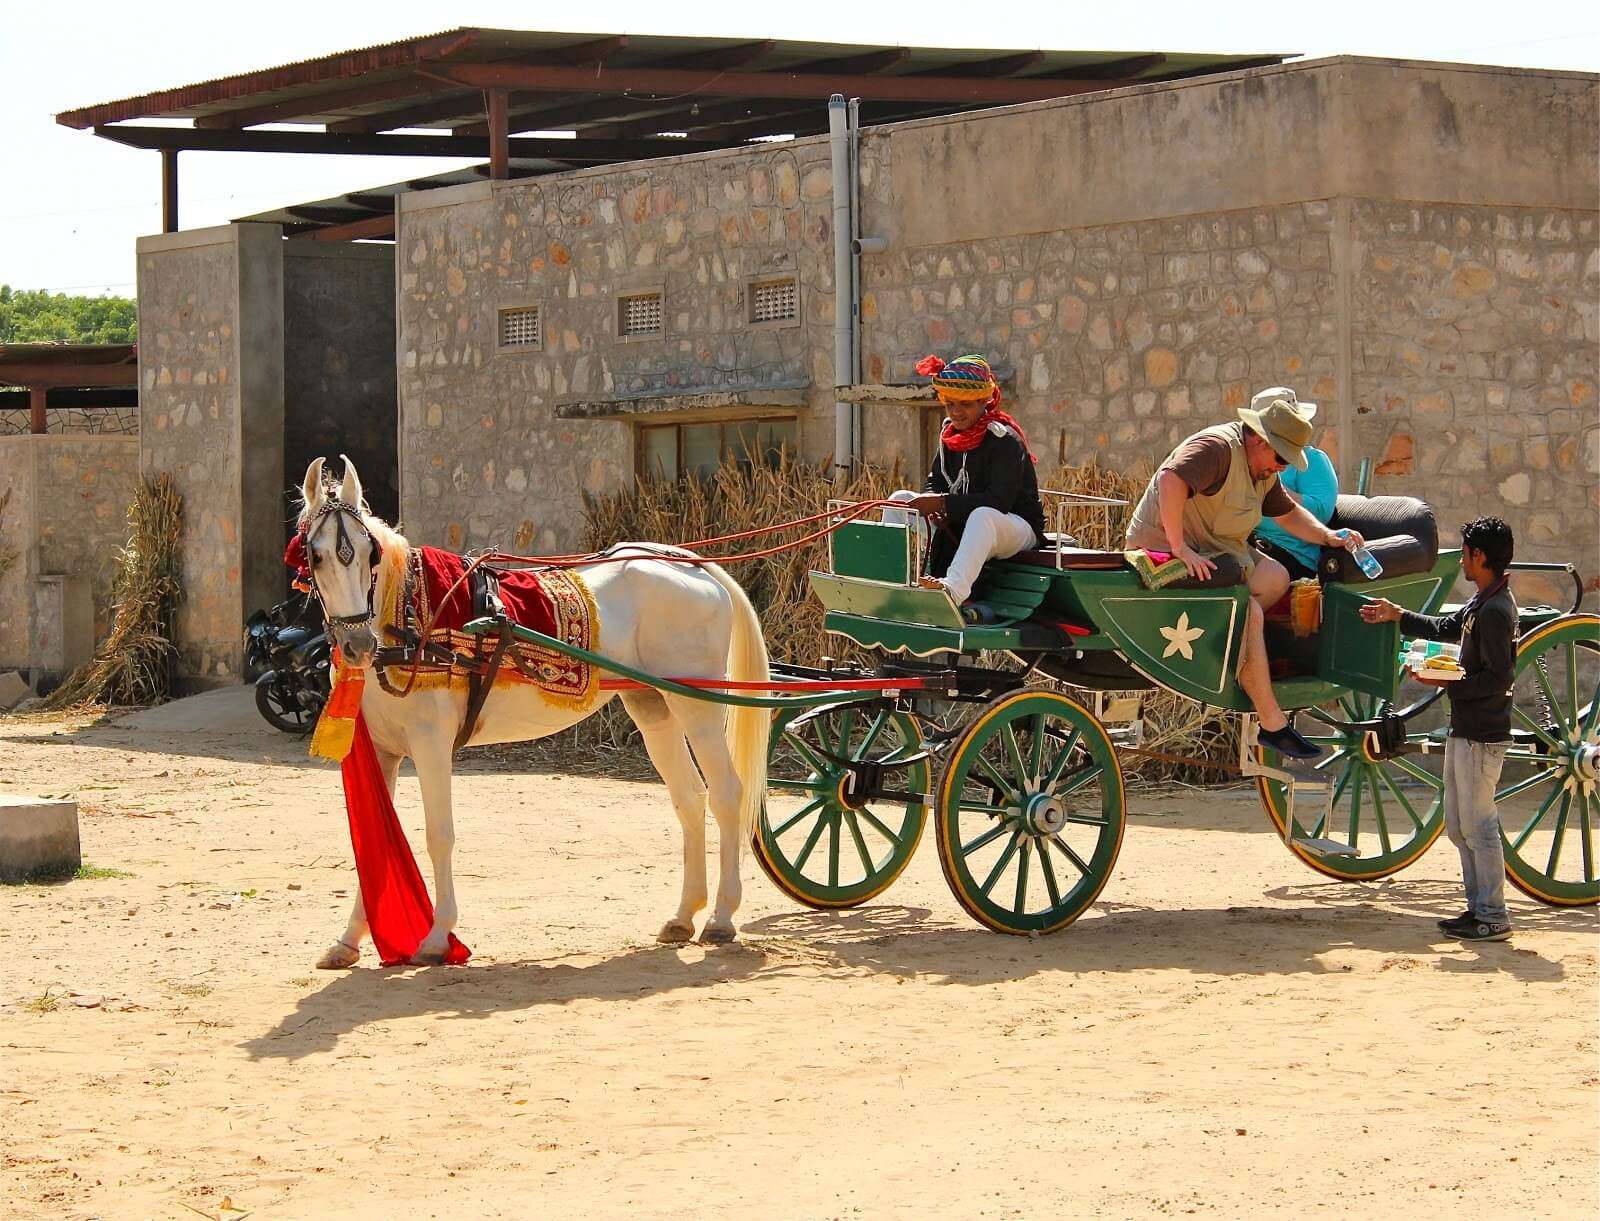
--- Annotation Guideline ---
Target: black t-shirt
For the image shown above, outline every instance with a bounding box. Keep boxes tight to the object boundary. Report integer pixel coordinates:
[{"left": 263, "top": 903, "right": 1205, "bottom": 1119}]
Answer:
[{"left": 923, "top": 425, "right": 1047, "bottom": 575}]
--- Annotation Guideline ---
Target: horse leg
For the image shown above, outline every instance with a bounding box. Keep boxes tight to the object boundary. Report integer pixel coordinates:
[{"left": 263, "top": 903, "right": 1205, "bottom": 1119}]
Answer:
[
  {"left": 316, "top": 745, "right": 403, "bottom": 969},
  {"left": 409, "top": 730, "right": 460, "bottom": 965},
  {"left": 673, "top": 698, "right": 747, "bottom": 945},
  {"left": 622, "top": 691, "right": 709, "bottom": 943}
]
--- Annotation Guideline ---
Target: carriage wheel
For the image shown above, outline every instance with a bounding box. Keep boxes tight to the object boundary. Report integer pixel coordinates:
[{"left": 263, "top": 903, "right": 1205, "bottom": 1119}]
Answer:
[
  {"left": 1497, "top": 614, "right": 1599, "bottom": 906},
  {"left": 1256, "top": 684, "right": 1447, "bottom": 882},
  {"left": 753, "top": 704, "right": 930, "bottom": 909},
  {"left": 935, "top": 689, "right": 1125, "bottom": 935}
]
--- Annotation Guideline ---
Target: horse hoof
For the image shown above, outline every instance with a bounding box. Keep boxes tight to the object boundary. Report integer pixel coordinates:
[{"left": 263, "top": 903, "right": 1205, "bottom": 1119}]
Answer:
[
  {"left": 410, "top": 944, "right": 448, "bottom": 966},
  {"left": 316, "top": 942, "right": 359, "bottom": 970},
  {"left": 698, "top": 924, "right": 737, "bottom": 946},
  {"left": 656, "top": 920, "right": 695, "bottom": 944}
]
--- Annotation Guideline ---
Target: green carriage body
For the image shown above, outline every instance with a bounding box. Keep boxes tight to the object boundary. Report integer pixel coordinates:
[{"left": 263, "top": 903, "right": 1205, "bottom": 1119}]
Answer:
[{"left": 815, "top": 517, "right": 1461, "bottom": 710}]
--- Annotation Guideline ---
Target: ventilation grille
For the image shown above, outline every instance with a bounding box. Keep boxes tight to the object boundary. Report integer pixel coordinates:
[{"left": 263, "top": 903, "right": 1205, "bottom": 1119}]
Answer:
[
  {"left": 750, "top": 278, "right": 798, "bottom": 323},
  {"left": 619, "top": 292, "right": 663, "bottom": 337},
  {"left": 498, "top": 306, "right": 541, "bottom": 349}
]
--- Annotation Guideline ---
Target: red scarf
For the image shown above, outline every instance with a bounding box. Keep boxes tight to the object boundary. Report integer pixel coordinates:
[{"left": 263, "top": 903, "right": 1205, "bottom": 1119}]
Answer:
[
  {"left": 342, "top": 713, "right": 471, "bottom": 966},
  {"left": 941, "top": 406, "right": 1037, "bottom": 461}
]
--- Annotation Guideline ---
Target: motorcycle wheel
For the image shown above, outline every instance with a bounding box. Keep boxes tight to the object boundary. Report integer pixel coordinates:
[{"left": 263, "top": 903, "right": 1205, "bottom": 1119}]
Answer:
[{"left": 255, "top": 673, "right": 318, "bottom": 735}]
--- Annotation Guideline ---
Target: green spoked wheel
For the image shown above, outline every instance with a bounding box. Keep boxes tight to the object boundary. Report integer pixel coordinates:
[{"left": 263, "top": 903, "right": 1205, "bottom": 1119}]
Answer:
[
  {"left": 935, "top": 689, "right": 1126, "bottom": 935},
  {"left": 1498, "top": 614, "right": 1599, "bottom": 906},
  {"left": 753, "top": 703, "right": 930, "bottom": 909},
  {"left": 1257, "top": 686, "right": 1448, "bottom": 882}
]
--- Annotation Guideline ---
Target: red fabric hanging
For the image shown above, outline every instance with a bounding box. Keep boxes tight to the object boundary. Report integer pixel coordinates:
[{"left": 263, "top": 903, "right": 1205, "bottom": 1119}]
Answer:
[{"left": 341, "top": 713, "right": 470, "bottom": 967}]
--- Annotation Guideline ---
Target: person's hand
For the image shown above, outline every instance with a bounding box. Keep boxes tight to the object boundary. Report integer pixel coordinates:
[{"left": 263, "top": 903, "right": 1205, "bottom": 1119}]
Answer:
[
  {"left": 1409, "top": 671, "right": 1450, "bottom": 689},
  {"left": 1175, "top": 544, "right": 1216, "bottom": 580},
  {"left": 1330, "top": 527, "right": 1365, "bottom": 550},
  {"left": 905, "top": 493, "right": 947, "bottom": 523},
  {"left": 1359, "top": 597, "right": 1402, "bottom": 624}
]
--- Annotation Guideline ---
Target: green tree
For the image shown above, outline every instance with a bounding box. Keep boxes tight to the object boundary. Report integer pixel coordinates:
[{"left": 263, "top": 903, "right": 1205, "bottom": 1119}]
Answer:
[{"left": 0, "top": 286, "right": 137, "bottom": 344}]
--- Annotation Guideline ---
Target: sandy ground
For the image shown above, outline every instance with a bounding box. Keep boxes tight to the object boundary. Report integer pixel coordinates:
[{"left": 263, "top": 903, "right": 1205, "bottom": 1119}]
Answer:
[{"left": 1, "top": 689, "right": 1595, "bottom": 1220}]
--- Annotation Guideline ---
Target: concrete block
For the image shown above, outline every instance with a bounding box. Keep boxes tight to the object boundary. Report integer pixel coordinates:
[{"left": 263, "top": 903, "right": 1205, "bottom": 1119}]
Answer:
[
  {"left": 0, "top": 670, "right": 30, "bottom": 711},
  {"left": 0, "top": 794, "right": 81, "bottom": 882}
]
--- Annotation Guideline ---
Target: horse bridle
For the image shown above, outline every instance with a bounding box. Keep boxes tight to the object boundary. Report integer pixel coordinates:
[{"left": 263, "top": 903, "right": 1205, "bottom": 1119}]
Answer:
[{"left": 305, "top": 497, "right": 383, "bottom": 629}]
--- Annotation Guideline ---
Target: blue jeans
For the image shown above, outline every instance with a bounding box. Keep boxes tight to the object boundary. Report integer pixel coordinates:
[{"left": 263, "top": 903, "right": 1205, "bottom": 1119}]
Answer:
[{"left": 1443, "top": 737, "right": 1510, "bottom": 923}]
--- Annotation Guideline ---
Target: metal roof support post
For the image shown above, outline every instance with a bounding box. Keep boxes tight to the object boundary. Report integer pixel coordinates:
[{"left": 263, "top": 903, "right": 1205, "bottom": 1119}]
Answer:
[
  {"left": 161, "top": 149, "right": 178, "bottom": 233},
  {"left": 487, "top": 89, "right": 510, "bottom": 180},
  {"left": 848, "top": 97, "right": 863, "bottom": 471},
  {"left": 829, "top": 94, "right": 854, "bottom": 481},
  {"left": 29, "top": 386, "right": 47, "bottom": 435}
]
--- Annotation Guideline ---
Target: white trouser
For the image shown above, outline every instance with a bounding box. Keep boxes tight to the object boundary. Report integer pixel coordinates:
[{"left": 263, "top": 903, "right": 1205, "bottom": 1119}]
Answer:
[{"left": 883, "top": 489, "right": 1037, "bottom": 604}]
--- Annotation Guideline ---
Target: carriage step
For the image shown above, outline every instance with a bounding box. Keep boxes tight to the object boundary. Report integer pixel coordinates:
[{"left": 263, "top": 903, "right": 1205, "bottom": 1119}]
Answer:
[{"left": 1292, "top": 835, "right": 1360, "bottom": 858}]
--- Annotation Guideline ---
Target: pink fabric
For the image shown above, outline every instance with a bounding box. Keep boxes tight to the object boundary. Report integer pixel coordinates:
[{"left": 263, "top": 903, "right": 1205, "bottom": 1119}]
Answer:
[{"left": 342, "top": 713, "right": 470, "bottom": 967}]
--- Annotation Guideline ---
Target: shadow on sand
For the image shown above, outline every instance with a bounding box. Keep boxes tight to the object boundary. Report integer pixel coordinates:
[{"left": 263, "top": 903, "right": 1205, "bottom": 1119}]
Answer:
[{"left": 245, "top": 883, "right": 1575, "bottom": 1060}]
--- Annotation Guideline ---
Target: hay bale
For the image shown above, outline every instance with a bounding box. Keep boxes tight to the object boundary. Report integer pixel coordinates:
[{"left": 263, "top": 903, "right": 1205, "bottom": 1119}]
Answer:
[{"left": 40, "top": 475, "right": 182, "bottom": 710}]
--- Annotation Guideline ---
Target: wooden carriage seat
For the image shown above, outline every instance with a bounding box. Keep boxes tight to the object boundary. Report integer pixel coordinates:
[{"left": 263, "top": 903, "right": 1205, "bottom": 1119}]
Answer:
[
  {"left": 1317, "top": 494, "right": 1438, "bottom": 582},
  {"left": 1010, "top": 533, "right": 1126, "bottom": 570}
]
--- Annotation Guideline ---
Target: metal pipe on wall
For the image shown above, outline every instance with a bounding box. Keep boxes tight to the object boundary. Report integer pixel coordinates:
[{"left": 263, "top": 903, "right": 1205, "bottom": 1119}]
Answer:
[
  {"left": 848, "top": 97, "right": 862, "bottom": 468},
  {"left": 828, "top": 94, "right": 854, "bottom": 479}
]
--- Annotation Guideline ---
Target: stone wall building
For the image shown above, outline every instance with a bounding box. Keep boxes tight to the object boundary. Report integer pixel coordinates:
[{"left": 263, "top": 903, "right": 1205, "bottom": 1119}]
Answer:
[
  {"left": 128, "top": 54, "right": 1598, "bottom": 685},
  {"left": 393, "top": 57, "right": 1597, "bottom": 603}
]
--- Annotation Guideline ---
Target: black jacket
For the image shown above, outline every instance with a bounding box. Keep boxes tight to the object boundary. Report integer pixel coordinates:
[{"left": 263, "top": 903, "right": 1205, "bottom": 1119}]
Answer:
[
  {"left": 1399, "top": 578, "right": 1518, "bottom": 742},
  {"left": 924, "top": 424, "right": 1047, "bottom": 577}
]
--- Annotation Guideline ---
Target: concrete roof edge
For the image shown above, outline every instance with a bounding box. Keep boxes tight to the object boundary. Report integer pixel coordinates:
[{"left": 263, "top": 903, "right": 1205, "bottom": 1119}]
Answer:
[{"left": 863, "top": 54, "right": 1599, "bottom": 139}]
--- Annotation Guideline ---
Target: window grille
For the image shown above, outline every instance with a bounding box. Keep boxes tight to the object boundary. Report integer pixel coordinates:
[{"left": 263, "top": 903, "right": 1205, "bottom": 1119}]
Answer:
[
  {"left": 619, "top": 292, "right": 663, "bottom": 337},
  {"left": 750, "top": 277, "right": 798, "bottom": 323},
  {"left": 498, "top": 306, "right": 541, "bottom": 349}
]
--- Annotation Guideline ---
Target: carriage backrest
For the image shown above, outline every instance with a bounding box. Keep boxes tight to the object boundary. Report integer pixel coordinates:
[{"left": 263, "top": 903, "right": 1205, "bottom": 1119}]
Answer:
[{"left": 1323, "top": 494, "right": 1438, "bottom": 582}]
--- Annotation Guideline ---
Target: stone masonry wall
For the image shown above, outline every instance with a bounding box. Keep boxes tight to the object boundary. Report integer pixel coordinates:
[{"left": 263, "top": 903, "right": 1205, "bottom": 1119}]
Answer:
[
  {"left": 32, "top": 436, "right": 140, "bottom": 646},
  {"left": 397, "top": 139, "right": 838, "bottom": 552},
  {"left": 0, "top": 438, "right": 35, "bottom": 670},
  {"left": 858, "top": 189, "right": 1341, "bottom": 476},
  {"left": 138, "top": 235, "right": 244, "bottom": 683},
  {"left": 0, "top": 406, "right": 138, "bottom": 435},
  {"left": 1350, "top": 201, "right": 1599, "bottom": 596},
  {"left": 0, "top": 435, "right": 138, "bottom": 675}
]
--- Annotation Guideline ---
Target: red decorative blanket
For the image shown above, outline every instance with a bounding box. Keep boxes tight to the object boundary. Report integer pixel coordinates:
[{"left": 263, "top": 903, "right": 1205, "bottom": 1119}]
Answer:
[{"left": 385, "top": 546, "right": 598, "bottom": 708}]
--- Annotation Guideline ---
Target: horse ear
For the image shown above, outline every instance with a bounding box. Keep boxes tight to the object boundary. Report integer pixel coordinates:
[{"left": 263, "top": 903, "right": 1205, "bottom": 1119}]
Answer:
[
  {"left": 338, "top": 454, "right": 365, "bottom": 511},
  {"left": 302, "top": 457, "right": 326, "bottom": 514}
]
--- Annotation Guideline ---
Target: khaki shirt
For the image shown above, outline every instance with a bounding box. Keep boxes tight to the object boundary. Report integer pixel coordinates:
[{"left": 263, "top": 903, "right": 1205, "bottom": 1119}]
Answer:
[{"left": 1126, "top": 422, "right": 1283, "bottom": 571}]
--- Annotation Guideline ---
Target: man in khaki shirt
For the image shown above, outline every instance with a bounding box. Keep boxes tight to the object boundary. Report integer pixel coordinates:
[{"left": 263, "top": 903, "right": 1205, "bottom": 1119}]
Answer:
[{"left": 1126, "top": 389, "right": 1364, "bottom": 759}]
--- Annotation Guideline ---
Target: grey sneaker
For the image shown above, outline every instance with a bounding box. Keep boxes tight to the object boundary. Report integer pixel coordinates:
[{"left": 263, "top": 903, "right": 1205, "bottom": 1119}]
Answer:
[{"left": 1453, "top": 919, "right": 1512, "bottom": 942}]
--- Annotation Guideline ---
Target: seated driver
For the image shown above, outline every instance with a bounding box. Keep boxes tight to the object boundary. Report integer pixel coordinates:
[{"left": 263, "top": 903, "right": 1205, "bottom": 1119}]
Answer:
[
  {"left": 1125, "top": 388, "right": 1365, "bottom": 760},
  {"left": 886, "top": 354, "right": 1046, "bottom": 606}
]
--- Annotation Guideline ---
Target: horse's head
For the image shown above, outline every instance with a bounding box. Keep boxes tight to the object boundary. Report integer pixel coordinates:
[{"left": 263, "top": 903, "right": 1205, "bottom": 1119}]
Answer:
[{"left": 299, "top": 455, "right": 382, "bottom": 667}]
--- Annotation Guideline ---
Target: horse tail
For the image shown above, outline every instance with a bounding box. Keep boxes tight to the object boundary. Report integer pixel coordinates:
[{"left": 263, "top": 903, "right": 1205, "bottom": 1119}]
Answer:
[{"left": 697, "top": 560, "right": 770, "bottom": 842}]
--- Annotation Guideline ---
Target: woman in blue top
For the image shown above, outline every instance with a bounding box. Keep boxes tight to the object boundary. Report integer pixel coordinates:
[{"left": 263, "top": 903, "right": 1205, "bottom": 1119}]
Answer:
[{"left": 1250, "top": 389, "right": 1338, "bottom": 580}]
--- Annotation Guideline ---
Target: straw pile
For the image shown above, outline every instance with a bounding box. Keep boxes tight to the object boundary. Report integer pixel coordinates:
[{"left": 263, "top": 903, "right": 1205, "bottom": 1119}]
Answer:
[
  {"left": 538, "top": 453, "right": 1234, "bottom": 782},
  {"left": 0, "top": 489, "right": 17, "bottom": 581},
  {"left": 40, "top": 475, "right": 183, "bottom": 710}
]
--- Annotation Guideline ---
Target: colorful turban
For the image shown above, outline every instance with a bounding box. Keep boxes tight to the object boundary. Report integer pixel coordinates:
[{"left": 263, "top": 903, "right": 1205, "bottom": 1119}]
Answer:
[{"left": 916, "top": 353, "right": 1001, "bottom": 404}]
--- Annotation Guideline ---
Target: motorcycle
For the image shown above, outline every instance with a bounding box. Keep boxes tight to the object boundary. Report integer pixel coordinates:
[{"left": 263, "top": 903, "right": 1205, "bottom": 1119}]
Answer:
[{"left": 244, "top": 595, "right": 331, "bottom": 734}]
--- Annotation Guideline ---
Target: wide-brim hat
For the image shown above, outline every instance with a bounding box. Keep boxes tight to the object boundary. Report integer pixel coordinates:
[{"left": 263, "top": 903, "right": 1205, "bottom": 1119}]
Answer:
[{"left": 1238, "top": 393, "right": 1315, "bottom": 471}]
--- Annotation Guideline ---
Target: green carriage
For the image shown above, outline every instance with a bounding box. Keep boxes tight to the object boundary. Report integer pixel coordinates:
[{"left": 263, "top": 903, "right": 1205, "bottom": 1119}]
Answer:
[{"left": 755, "top": 492, "right": 1599, "bottom": 934}]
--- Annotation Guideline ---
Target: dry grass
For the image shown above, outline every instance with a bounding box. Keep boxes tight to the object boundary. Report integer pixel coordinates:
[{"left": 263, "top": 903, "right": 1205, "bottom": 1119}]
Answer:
[
  {"left": 0, "top": 488, "right": 17, "bottom": 581},
  {"left": 40, "top": 475, "right": 182, "bottom": 710},
  {"left": 532, "top": 454, "right": 1234, "bottom": 783}
]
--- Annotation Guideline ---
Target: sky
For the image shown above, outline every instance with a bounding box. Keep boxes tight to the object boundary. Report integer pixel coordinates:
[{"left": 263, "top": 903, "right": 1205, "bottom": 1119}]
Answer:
[{"left": 1, "top": 0, "right": 1595, "bottom": 299}]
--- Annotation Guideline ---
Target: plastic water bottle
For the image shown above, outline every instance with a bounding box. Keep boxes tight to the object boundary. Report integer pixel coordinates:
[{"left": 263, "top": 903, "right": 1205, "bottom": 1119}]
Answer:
[
  {"left": 1339, "top": 530, "right": 1384, "bottom": 579},
  {"left": 1399, "top": 639, "right": 1461, "bottom": 670}
]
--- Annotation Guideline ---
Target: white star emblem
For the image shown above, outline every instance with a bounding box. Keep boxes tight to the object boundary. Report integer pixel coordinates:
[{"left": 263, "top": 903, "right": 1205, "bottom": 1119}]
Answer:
[{"left": 1159, "top": 612, "right": 1205, "bottom": 661}]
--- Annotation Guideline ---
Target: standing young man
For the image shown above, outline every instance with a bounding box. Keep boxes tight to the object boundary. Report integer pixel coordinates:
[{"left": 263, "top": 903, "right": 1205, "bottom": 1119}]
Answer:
[{"left": 1361, "top": 517, "right": 1519, "bottom": 942}]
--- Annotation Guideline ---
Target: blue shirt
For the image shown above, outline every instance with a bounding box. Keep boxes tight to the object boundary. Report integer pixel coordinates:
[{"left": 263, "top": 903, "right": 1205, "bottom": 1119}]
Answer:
[{"left": 1254, "top": 446, "right": 1338, "bottom": 570}]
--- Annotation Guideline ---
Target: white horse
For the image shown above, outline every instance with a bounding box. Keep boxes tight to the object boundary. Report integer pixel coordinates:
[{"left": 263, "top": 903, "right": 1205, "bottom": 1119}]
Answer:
[{"left": 298, "top": 456, "right": 770, "bottom": 967}]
